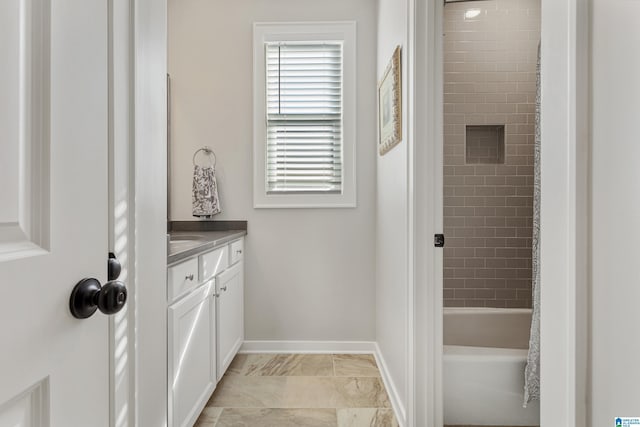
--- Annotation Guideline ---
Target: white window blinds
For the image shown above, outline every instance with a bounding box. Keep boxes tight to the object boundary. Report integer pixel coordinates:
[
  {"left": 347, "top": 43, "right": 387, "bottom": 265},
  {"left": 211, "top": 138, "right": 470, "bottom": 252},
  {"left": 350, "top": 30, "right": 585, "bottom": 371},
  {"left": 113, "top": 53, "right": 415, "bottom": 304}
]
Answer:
[{"left": 265, "top": 42, "right": 343, "bottom": 193}]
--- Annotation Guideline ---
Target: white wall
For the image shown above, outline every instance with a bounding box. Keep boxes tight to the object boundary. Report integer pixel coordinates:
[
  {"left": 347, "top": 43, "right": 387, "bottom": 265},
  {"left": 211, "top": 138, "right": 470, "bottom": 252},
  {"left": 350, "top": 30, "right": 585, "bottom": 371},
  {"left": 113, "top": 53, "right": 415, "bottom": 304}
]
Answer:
[
  {"left": 168, "top": 0, "right": 377, "bottom": 341},
  {"left": 590, "top": 0, "right": 640, "bottom": 423},
  {"left": 376, "top": 0, "right": 410, "bottom": 419}
]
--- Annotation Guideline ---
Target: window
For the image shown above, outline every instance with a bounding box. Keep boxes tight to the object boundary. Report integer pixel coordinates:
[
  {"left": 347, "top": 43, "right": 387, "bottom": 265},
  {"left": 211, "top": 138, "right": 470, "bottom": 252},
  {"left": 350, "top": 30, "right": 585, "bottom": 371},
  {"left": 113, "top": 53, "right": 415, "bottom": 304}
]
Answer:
[
  {"left": 253, "top": 22, "right": 356, "bottom": 208},
  {"left": 265, "top": 42, "right": 343, "bottom": 194}
]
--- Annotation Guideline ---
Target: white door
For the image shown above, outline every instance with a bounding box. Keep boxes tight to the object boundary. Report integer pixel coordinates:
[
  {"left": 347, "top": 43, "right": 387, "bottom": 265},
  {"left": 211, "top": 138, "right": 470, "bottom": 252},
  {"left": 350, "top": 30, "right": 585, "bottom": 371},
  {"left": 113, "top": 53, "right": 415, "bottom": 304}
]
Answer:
[{"left": 0, "top": 1, "right": 112, "bottom": 426}]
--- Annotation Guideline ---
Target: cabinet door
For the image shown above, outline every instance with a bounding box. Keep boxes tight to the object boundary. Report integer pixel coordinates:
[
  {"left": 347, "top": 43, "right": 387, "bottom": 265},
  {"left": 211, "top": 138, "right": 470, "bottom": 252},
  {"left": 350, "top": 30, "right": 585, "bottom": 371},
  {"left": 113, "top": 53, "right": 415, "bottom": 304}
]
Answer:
[
  {"left": 216, "top": 261, "right": 244, "bottom": 380},
  {"left": 168, "top": 281, "right": 217, "bottom": 427}
]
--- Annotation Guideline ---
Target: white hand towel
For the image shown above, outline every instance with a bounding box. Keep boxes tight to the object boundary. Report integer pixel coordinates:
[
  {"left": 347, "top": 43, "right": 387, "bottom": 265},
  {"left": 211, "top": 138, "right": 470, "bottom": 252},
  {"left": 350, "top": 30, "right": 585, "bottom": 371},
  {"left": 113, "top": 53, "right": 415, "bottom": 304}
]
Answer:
[{"left": 192, "top": 165, "right": 221, "bottom": 217}]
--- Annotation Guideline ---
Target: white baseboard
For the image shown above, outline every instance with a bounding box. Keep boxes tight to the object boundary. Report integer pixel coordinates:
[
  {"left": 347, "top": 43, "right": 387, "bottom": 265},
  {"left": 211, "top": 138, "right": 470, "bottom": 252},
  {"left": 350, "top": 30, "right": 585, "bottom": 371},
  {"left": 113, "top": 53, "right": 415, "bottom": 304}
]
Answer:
[
  {"left": 239, "top": 340, "right": 407, "bottom": 427},
  {"left": 374, "top": 343, "right": 407, "bottom": 427},
  {"left": 240, "top": 340, "right": 376, "bottom": 354}
]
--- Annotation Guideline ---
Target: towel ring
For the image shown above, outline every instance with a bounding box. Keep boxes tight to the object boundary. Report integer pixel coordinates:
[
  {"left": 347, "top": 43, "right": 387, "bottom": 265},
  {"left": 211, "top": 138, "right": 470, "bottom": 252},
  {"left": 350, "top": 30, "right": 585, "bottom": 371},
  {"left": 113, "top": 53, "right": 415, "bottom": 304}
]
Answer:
[{"left": 193, "top": 147, "right": 217, "bottom": 168}]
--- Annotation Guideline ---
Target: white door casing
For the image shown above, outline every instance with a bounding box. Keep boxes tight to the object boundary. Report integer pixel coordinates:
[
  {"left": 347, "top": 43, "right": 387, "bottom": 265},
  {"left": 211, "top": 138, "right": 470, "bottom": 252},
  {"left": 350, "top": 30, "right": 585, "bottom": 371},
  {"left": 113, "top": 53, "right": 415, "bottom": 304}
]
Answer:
[
  {"left": 109, "top": 0, "right": 136, "bottom": 425},
  {"left": 133, "top": 0, "right": 169, "bottom": 424},
  {"left": 409, "top": 0, "right": 446, "bottom": 425},
  {"left": 539, "top": 0, "right": 589, "bottom": 425},
  {"left": 0, "top": 0, "right": 110, "bottom": 426}
]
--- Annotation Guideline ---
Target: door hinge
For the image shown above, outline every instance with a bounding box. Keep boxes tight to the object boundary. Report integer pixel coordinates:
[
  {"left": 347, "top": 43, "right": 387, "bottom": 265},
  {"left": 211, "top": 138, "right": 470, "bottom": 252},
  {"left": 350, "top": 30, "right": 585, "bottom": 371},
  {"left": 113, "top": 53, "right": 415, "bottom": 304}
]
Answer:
[{"left": 434, "top": 234, "right": 445, "bottom": 248}]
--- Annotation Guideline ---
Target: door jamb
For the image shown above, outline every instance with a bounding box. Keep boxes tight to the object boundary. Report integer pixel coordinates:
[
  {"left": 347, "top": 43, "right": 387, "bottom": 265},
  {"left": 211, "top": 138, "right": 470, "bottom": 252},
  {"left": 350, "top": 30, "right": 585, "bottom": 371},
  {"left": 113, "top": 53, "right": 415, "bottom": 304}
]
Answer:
[
  {"left": 539, "top": 0, "right": 589, "bottom": 425},
  {"left": 108, "top": 0, "right": 136, "bottom": 425},
  {"left": 108, "top": 0, "right": 169, "bottom": 425},
  {"left": 409, "top": 0, "right": 444, "bottom": 425}
]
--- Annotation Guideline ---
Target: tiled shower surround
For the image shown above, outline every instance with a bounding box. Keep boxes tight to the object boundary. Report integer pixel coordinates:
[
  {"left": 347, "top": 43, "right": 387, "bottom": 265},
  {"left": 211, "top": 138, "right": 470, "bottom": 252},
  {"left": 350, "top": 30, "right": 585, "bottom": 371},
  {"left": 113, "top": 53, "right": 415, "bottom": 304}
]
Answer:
[{"left": 443, "top": 0, "right": 540, "bottom": 308}]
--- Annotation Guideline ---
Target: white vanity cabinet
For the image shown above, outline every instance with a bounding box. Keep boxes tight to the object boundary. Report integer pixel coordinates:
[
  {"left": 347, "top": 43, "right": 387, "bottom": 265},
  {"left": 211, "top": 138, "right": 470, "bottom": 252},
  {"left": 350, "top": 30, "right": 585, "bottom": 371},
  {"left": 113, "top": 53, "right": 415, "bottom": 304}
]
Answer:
[{"left": 167, "top": 236, "right": 244, "bottom": 427}]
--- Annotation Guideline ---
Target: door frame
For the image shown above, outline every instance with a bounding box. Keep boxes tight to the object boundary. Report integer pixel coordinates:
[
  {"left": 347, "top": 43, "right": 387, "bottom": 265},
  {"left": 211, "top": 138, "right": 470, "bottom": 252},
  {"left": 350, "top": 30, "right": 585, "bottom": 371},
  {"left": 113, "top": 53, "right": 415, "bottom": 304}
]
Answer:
[
  {"left": 538, "top": 0, "right": 589, "bottom": 424},
  {"left": 114, "top": 0, "right": 590, "bottom": 424},
  {"left": 108, "top": 0, "right": 136, "bottom": 425},
  {"left": 108, "top": 0, "right": 168, "bottom": 425},
  {"left": 407, "top": 0, "right": 443, "bottom": 425},
  {"left": 411, "top": 0, "right": 589, "bottom": 425}
]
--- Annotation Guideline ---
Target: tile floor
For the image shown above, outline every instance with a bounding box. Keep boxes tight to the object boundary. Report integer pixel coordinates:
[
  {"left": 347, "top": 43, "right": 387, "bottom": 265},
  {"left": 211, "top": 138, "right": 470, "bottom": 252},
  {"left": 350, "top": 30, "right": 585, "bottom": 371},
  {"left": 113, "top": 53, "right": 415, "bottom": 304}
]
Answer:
[{"left": 195, "top": 353, "right": 399, "bottom": 427}]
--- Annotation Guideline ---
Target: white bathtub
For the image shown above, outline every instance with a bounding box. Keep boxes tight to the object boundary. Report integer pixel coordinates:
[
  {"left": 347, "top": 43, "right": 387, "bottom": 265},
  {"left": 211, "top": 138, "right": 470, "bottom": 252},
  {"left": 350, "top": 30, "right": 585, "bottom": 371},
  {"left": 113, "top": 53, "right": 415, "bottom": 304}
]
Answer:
[{"left": 444, "top": 308, "right": 540, "bottom": 426}]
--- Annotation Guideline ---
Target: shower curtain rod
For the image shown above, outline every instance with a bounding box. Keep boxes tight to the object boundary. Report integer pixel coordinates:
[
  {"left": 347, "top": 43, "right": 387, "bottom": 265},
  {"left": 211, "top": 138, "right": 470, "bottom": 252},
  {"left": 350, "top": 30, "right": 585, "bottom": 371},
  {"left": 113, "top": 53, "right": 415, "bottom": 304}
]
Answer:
[{"left": 444, "top": 0, "right": 486, "bottom": 3}]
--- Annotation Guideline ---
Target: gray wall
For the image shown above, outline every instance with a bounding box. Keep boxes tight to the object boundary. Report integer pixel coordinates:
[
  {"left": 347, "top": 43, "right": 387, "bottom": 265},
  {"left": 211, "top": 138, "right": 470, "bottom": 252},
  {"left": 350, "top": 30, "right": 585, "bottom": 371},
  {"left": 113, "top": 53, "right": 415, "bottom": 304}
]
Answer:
[
  {"left": 168, "top": 0, "right": 378, "bottom": 341},
  {"left": 376, "top": 0, "right": 409, "bottom": 418}
]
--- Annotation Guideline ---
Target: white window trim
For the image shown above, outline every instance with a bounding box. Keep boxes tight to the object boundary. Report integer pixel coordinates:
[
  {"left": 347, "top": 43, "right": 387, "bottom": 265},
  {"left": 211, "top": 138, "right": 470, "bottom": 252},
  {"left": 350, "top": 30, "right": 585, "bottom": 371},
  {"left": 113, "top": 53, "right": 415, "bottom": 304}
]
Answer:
[{"left": 253, "top": 22, "right": 357, "bottom": 209}]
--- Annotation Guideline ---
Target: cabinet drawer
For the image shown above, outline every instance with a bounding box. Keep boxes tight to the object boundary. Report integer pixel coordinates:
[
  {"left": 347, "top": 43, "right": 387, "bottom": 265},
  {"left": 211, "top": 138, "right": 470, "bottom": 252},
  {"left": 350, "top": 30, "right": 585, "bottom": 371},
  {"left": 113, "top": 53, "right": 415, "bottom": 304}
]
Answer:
[
  {"left": 229, "top": 238, "right": 244, "bottom": 265},
  {"left": 168, "top": 258, "right": 199, "bottom": 302},
  {"left": 200, "top": 246, "right": 229, "bottom": 281}
]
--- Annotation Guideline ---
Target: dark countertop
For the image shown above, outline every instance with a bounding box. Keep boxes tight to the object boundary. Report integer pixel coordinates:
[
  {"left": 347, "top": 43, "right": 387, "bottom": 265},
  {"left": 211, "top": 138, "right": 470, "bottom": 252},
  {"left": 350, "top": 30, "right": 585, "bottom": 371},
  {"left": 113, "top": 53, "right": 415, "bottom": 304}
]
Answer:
[{"left": 167, "top": 230, "right": 247, "bottom": 266}]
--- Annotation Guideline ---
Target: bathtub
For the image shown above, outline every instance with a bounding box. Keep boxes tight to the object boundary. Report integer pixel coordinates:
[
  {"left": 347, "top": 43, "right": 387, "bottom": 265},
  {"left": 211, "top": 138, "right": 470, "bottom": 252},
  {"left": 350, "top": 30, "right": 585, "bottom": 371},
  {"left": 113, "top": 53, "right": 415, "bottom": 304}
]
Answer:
[{"left": 444, "top": 308, "right": 540, "bottom": 426}]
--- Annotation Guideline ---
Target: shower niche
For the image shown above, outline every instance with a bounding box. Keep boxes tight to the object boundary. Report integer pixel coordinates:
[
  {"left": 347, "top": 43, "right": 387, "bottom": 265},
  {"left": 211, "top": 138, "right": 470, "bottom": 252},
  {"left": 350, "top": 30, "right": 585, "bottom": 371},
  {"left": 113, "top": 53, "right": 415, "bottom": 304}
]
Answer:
[{"left": 465, "top": 125, "right": 505, "bottom": 165}]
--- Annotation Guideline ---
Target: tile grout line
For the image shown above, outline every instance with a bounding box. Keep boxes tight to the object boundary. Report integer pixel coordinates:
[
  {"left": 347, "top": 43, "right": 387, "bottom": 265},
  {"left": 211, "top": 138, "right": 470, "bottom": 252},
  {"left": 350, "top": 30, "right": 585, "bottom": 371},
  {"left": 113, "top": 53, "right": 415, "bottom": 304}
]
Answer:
[{"left": 332, "top": 353, "right": 336, "bottom": 377}]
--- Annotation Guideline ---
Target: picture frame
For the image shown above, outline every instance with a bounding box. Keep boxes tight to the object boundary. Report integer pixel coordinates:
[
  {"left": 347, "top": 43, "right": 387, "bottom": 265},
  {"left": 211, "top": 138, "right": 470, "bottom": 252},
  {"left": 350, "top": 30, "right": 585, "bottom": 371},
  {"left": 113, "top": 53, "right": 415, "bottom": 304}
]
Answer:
[{"left": 378, "top": 46, "right": 402, "bottom": 155}]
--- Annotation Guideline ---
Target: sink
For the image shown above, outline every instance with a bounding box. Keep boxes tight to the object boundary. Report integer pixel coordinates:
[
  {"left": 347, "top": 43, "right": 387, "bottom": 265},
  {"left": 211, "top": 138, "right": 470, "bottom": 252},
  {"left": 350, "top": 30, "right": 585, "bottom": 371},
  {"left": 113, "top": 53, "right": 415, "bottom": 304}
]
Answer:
[
  {"left": 168, "top": 239, "right": 203, "bottom": 254},
  {"left": 168, "top": 234, "right": 208, "bottom": 256},
  {"left": 170, "top": 234, "right": 204, "bottom": 242},
  {"left": 169, "top": 240, "right": 200, "bottom": 248}
]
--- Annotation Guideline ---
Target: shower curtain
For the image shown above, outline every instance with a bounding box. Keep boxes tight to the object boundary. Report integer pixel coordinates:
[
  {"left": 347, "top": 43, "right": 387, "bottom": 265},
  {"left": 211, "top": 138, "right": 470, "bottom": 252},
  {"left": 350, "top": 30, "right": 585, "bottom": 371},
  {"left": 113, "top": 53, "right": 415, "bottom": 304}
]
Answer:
[{"left": 524, "top": 43, "right": 541, "bottom": 406}]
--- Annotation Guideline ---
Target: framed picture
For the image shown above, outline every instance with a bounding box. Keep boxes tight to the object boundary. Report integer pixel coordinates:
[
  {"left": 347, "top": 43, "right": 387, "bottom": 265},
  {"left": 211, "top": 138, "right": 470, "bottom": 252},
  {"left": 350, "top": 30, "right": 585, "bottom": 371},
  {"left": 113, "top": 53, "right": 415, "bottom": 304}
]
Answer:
[{"left": 378, "top": 46, "right": 402, "bottom": 155}]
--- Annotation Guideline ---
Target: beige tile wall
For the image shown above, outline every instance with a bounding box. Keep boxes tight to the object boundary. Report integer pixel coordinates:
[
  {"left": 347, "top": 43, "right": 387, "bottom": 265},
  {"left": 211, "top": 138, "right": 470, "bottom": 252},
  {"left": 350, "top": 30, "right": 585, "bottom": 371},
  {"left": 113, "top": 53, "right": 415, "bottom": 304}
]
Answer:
[{"left": 443, "top": 0, "right": 540, "bottom": 308}]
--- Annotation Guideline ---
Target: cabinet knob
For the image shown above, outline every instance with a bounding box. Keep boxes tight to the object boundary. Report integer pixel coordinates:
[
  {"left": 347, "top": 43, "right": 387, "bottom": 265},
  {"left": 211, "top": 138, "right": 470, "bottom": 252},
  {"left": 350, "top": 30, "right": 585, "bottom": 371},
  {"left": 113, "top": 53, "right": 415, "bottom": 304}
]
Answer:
[
  {"left": 220, "top": 285, "right": 228, "bottom": 292},
  {"left": 236, "top": 249, "right": 242, "bottom": 254},
  {"left": 185, "top": 274, "right": 194, "bottom": 281}
]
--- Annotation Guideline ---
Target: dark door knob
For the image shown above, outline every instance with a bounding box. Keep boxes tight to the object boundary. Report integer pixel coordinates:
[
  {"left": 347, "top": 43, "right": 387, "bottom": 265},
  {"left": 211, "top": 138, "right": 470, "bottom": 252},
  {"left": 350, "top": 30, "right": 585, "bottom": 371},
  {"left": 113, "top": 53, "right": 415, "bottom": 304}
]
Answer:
[
  {"left": 97, "top": 280, "right": 127, "bottom": 315},
  {"left": 69, "top": 278, "right": 128, "bottom": 319},
  {"left": 70, "top": 252, "right": 127, "bottom": 319},
  {"left": 108, "top": 252, "right": 122, "bottom": 281}
]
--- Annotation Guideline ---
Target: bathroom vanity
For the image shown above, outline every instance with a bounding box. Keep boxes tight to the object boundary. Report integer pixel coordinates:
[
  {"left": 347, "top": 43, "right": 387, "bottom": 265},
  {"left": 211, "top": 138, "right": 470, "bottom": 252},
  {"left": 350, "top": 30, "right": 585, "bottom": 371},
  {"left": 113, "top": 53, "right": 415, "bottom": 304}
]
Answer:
[{"left": 167, "top": 229, "right": 246, "bottom": 427}]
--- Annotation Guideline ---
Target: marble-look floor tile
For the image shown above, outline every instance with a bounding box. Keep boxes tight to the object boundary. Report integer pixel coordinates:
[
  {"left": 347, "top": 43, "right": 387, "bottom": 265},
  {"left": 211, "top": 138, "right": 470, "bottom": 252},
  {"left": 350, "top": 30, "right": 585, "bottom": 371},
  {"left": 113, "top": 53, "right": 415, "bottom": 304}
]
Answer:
[
  {"left": 226, "top": 353, "right": 274, "bottom": 376},
  {"left": 333, "top": 354, "right": 380, "bottom": 377},
  {"left": 208, "top": 376, "right": 391, "bottom": 409},
  {"left": 257, "top": 354, "right": 334, "bottom": 376},
  {"left": 282, "top": 377, "right": 390, "bottom": 408},
  {"left": 227, "top": 353, "right": 334, "bottom": 377},
  {"left": 194, "top": 407, "right": 223, "bottom": 426},
  {"left": 337, "top": 408, "right": 399, "bottom": 427},
  {"left": 207, "top": 376, "right": 286, "bottom": 408},
  {"left": 215, "top": 408, "right": 338, "bottom": 427}
]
